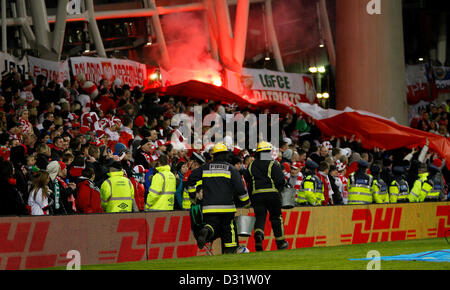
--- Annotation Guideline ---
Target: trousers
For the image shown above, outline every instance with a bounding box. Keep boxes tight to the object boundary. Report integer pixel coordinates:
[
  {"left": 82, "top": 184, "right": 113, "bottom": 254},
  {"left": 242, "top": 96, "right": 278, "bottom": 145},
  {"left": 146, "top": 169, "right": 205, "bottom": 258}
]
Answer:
[
  {"left": 203, "top": 212, "right": 239, "bottom": 254},
  {"left": 250, "top": 192, "right": 285, "bottom": 239}
]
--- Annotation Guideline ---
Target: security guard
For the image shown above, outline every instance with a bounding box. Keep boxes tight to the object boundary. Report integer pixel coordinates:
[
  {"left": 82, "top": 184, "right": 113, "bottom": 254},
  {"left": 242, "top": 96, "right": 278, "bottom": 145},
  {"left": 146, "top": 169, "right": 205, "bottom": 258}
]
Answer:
[
  {"left": 370, "top": 164, "right": 389, "bottom": 204},
  {"left": 100, "top": 161, "right": 138, "bottom": 213},
  {"left": 243, "top": 141, "right": 289, "bottom": 252},
  {"left": 389, "top": 166, "right": 410, "bottom": 203},
  {"left": 297, "top": 160, "right": 323, "bottom": 206},
  {"left": 347, "top": 160, "right": 374, "bottom": 205},
  {"left": 186, "top": 142, "right": 250, "bottom": 254},
  {"left": 145, "top": 154, "right": 177, "bottom": 211}
]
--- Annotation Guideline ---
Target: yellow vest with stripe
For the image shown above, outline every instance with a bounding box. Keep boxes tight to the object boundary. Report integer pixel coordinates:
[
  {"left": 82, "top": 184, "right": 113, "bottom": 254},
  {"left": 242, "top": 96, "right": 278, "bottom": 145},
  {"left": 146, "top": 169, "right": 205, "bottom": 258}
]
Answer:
[
  {"left": 389, "top": 179, "right": 409, "bottom": 203},
  {"left": 347, "top": 173, "right": 374, "bottom": 205},
  {"left": 409, "top": 173, "right": 434, "bottom": 202},
  {"left": 100, "top": 171, "right": 135, "bottom": 213},
  {"left": 182, "top": 188, "right": 192, "bottom": 210},
  {"left": 372, "top": 178, "right": 389, "bottom": 204},
  {"left": 297, "top": 174, "right": 324, "bottom": 206},
  {"left": 145, "top": 165, "right": 177, "bottom": 211}
]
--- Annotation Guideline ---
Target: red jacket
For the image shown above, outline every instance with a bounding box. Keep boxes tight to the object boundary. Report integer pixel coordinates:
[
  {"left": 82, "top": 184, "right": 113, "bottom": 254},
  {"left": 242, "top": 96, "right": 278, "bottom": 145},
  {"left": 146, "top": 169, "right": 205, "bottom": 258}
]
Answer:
[
  {"left": 95, "top": 95, "right": 116, "bottom": 114},
  {"left": 75, "top": 178, "right": 103, "bottom": 214}
]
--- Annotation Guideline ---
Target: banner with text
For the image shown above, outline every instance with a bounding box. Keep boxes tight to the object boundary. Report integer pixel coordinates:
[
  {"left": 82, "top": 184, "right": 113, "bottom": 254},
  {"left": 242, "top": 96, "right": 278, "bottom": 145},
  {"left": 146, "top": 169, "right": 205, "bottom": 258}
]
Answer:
[
  {"left": 405, "top": 64, "right": 432, "bottom": 105},
  {"left": 27, "top": 56, "right": 70, "bottom": 85},
  {"left": 225, "top": 68, "right": 317, "bottom": 107},
  {"left": 432, "top": 66, "right": 450, "bottom": 94},
  {"left": 0, "top": 52, "right": 29, "bottom": 77},
  {"left": 70, "top": 56, "right": 147, "bottom": 88}
]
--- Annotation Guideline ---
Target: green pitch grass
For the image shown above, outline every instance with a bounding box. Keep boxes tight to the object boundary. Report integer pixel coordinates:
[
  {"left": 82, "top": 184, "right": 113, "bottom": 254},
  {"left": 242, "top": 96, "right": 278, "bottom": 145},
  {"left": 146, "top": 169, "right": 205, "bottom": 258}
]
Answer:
[{"left": 48, "top": 238, "right": 450, "bottom": 270}]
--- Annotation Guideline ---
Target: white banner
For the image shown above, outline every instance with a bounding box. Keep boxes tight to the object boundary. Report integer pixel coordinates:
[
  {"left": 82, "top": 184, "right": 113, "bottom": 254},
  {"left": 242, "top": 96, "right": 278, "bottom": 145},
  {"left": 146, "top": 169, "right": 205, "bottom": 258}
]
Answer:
[
  {"left": 0, "top": 52, "right": 29, "bottom": 77},
  {"left": 225, "top": 68, "right": 317, "bottom": 106},
  {"left": 70, "top": 56, "right": 147, "bottom": 88},
  {"left": 27, "top": 56, "right": 70, "bottom": 85}
]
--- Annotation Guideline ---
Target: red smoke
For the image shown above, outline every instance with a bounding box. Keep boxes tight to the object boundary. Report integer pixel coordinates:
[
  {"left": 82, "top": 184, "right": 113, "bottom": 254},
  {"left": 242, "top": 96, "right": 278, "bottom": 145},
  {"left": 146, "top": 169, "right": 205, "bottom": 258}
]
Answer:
[{"left": 161, "top": 11, "right": 223, "bottom": 86}]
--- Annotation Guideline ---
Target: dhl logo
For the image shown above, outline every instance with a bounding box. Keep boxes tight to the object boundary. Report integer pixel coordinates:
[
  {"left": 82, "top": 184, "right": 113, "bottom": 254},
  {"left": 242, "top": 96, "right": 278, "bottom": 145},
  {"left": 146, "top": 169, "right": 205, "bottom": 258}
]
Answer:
[
  {"left": 427, "top": 205, "right": 450, "bottom": 238},
  {"left": 99, "top": 215, "right": 207, "bottom": 263},
  {"left": 0, "top": 204, "right": 448, "bottom": 269},
  {"left": 0, "top": 221, "right": 72, "bottom": 270},
  {"left": 240, "top": 210, "right": 326, "bottom": 251},
  {"left": 341, "top": 207, "right": 415, "bottom": 244}
]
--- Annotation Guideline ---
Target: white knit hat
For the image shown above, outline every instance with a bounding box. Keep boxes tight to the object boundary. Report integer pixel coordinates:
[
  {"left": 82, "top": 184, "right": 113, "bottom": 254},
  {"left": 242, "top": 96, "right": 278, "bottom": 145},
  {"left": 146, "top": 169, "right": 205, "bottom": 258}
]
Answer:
[{"left": 46, "top": 161, "right": 60, "bottom": 181}]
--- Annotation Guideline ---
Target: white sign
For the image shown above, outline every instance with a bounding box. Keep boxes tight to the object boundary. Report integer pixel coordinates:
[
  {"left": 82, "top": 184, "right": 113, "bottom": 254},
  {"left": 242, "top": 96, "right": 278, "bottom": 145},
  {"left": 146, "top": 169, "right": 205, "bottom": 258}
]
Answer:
[
  {"left": 27, "top": 56, "right": 70, "bottom": 85},
  {"left": 225, "top": 68, "right": 317, "bottom": 106},
  {"left": 70, "top": 56, "right": 147, "bottom": 88},
  {"left": 0, "top": 52, "right": 29, "bottom": 77}
]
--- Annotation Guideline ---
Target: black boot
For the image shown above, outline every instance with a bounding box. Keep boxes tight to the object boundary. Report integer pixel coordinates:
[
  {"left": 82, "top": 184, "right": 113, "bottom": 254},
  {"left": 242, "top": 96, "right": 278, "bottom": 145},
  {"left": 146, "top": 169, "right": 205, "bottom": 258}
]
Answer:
[
  {"left": 197, "top": 227, "right": 211, "bottom": 250},
  {"left": 254, "top": 232, "right": 264, "bottom": 252},
  {"left": 276, "top": 239, "right": 289, "bottom": 250}
]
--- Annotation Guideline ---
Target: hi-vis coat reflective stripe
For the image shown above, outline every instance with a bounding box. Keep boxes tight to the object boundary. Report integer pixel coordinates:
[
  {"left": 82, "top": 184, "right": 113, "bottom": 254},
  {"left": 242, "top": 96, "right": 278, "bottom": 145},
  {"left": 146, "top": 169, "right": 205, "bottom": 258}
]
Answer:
[
  {"left": 202, "top": 205, "right": 237, "bottom": 213},
  {"left": 297, "top": 175, "right": 323, "bottom": 205},
  {"left": 202, "top": 170, "right": 231, "bottom": 179},
  {"left": 347, "top": 173, "right": 374, "bottom": 205},
  {"left": 248, "top": 161, "right": 277, "bottom": 194},
  {"left": 100, "top": 171, "right": 135, "bottom": 213},
  {"left": 186, "top": 161, "right": 249, "bottom": 214},
  {"left": 145, "top": 165, "right": 176, "bottom": 211},
  {"left": 389, "top": 179, "right": 409, "bottom": 203},
  {"left": 372, "top": 179, "right": 389, "bottom": 204},
  {"left": 408, "top": 173, "right": 428, "bottom": 203}
]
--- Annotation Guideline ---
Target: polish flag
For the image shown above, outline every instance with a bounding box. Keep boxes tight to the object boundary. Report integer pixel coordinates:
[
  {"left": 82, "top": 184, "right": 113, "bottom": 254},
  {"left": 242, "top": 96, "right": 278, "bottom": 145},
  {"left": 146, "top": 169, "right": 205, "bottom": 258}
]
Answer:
[{"left": 295, "top": 103, "right": 450, "bottom": 168}]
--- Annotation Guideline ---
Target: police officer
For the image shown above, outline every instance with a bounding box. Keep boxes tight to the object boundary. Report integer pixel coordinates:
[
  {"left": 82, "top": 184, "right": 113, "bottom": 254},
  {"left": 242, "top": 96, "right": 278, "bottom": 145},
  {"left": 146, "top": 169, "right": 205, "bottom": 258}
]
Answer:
[
  {"left": 243, "top": 141, "right": 289, "bottom": 252},
  {"left": 370, "top": 164, "right": 389, "bottom": 204},
  {"left": 408, "top": 163, "right": 431, "bottom": 203},
  {"left": 389, "top": 166, "right": 410, "bottom": 203},
  {"left": 297, "top": 160, "right": 323, "bottom": 206},
  {"left": 145, "top": 154, "right": 177, "bottom": 211},
  {"left": 182, "top": 152, "right": 206, "bottom": 210},
  {"left": 347, "top": 160, "right": 374, "bottom": 205},
  {"left": 428, "top": 162, "right": 446, "bottom": 201},
  {"left": 186, "top": 142, "right": 250, "bottom": 254},
  {"left": 100, "top": 161, "right": 139, "bottom": 213}
]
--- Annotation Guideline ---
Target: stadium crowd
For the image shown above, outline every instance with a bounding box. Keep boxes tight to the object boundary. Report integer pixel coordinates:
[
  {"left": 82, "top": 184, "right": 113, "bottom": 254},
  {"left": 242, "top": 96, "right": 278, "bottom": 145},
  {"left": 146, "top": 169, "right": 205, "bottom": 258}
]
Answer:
[
  {"left": 410, "top": 100, "right": 450, "bottom": 137},
  {"left": 0, "top": 70, "right": 448, "bottom": 216}
]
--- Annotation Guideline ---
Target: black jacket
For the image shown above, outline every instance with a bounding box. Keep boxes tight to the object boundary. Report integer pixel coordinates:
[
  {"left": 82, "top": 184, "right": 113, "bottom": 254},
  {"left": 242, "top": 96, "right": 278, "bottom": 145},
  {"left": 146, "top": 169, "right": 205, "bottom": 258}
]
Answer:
[
  {"left": 186, "top": 161, "right": 249, "bottom": 213},
  {"left": 133, "top": 148, "right": 151, "bottom": 169},
  {"left": 243, "top": 159, "right": 286, "bottom": 195},
  {"left": 0, "top": 180, "right": 29, "bottom": 216}
]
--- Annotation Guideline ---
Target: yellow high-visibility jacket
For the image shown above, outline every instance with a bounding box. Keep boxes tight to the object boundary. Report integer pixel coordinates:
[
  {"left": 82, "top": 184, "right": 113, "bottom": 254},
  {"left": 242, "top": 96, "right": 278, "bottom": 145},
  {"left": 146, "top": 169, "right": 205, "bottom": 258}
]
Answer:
[
  {"left": 145, "top": 165, "right": 177, "bottom": 211},
  {"left": 100, "top": 171, "right": 135, "bottom": 213}
]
